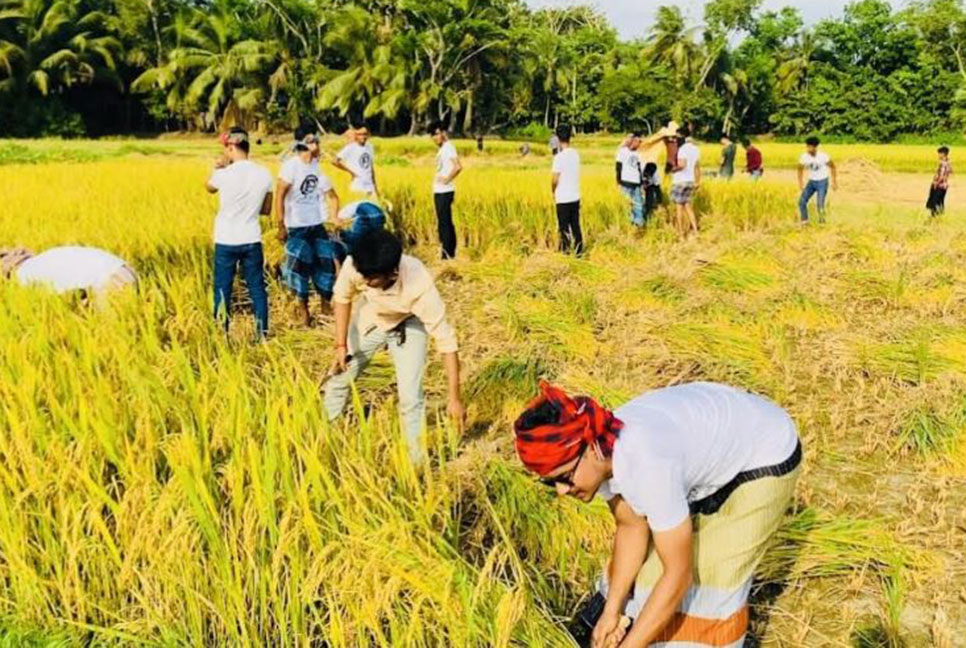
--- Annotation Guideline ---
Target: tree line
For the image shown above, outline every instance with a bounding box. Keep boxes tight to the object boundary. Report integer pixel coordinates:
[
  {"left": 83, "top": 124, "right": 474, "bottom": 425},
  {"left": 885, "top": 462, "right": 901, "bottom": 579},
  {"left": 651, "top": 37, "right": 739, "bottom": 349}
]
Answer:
[{"left": 1, "top": 0, "right": 966, "bottom": 140}]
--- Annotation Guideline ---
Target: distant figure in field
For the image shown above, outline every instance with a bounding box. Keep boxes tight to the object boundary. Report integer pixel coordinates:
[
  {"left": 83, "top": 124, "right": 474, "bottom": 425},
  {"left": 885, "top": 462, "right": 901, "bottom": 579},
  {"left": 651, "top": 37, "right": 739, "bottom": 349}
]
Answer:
[
  {"left": 927, "top": 146, "right": 952, "bottom": 217},
  {"left": 549, "top": 132, "right": 561, "bottom": 156},
  {"left": 205, "top": 127, "right": 273, "bottom": 339},
  {"left": 670, "top": 126, "right": 701, "bottom": 236},
  {"left": 798, "top": 136, "right": 838, "bottom": 224},
  {"left": 476, "top": 134, "right": 484, "bottom": 152},
  {"left": 334, "top": 123, "right": 378, "bottom": 199},
  {"left": 743, "top": 139, "right": 763, "bottom": 179},
  {"left": 1, "top": 246, "right": 137, "bottom": 296},
  {"left": 642, "top": 162, "right": 662, "bottom": 223},
  {"left": 663, "top": 120, "right": 680, "bottom": 176},
  {"left": 551, "top": 124, "right": 583, "bottom": 255},
  {"left": 323, "top": 229, "right": 465, "bottom": 465},
  {"left": 616, "top": 132, "right": 646, "bottom": 227},
  {"left": 520, "top": 142, "right": 531, "bottom": 157},
  {"left": 430, "top": 122, "right": 462, "bottom": 260},
  {"left": 275, "top": 124, "right": 344, "bottom": 326},
  {"left": 719, "top": 135, "right": 736, "bottom": 180}
]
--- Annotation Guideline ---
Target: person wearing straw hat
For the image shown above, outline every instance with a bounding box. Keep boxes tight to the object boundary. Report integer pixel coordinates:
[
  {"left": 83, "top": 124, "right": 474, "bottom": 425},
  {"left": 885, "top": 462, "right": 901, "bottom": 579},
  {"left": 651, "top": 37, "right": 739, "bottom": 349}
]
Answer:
[
  {"left": 514, "top": 381, "right": 802, "bottom": 648},
  {"left": 205, "top": 126, "right": 273, "bottom": 338},
  {"left": 275, "top": 123, "right": 343, "bottom": 326},
  {"left": 1, "top": 246, "right": 137, "bottom": 296}
]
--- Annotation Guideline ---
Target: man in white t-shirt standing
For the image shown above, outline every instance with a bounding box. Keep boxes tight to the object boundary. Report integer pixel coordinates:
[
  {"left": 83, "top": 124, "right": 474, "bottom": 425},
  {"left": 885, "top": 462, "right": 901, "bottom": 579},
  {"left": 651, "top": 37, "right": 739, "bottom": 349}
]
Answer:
[
  {"left": 616, "top": 132, "right": 645, "bottom": 228},
  {"left": 551, "top": 124, "right": 583, "bottom": 255},
  {"left": 431, "top": 122, "right": 462, "bottom": 259},
  {"left": 798, "top": 136, "right": 838, "bottom": 224},
  {"left": 275, "top": 124, "right": 344, "bottom": 326},
  {"left": 670, "top": 126, "right": 701, "bottom": 236},
  {"left": 334, "top": 123, "right": 378, "bottom": 198},
  {"left": 205, "top": 127, "right": 273, "bottom": 339}
]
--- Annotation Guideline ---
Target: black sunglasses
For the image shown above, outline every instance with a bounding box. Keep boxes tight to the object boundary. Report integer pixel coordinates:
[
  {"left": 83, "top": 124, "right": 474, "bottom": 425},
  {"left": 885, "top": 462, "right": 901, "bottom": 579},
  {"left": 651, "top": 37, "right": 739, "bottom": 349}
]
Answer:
[{"left": 540, "top": 445, "right": 586, "bottom": 489}]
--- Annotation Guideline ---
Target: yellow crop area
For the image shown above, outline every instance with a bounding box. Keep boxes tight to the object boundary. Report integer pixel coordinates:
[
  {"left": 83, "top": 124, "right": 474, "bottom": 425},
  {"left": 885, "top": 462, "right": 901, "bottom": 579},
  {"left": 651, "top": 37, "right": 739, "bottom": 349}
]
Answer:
[{"left": 0, "top": 137, "right": 965, "bottom": 645}]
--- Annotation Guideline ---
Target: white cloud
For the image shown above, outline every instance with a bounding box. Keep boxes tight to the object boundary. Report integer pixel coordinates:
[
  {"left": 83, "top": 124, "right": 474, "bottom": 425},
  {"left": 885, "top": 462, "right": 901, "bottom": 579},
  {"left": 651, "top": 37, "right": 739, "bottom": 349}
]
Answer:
[{"left": 525, "top": 0, "right": 887, "bottom": 40}]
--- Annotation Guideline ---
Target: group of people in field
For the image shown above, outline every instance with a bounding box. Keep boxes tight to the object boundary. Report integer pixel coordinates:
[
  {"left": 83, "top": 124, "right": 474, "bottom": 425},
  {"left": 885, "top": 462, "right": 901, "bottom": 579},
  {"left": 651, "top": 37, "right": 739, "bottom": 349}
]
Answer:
[{"left": 0, "top": 120, "right": 956, "bottom": 648}]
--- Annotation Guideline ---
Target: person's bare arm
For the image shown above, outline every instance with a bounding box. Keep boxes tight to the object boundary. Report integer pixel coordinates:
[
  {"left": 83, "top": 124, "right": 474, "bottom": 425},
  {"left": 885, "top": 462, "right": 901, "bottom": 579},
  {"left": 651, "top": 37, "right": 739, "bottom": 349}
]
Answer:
[
  {"left": 333, "top": 300, "right": 352, "bottom": 371},
  {"left": 551, "top": 172, "right": 560, "bottom": 196},
  {"left": 205, "top": 180, "right": 219, "bottom": 194},
  {"left": 617, "top": 519, "right": 693, "bottom": 648},
  {"left": 371, "top": 165, "right": 378, "bottom": 195},
  {"left": 325, "top": 188, "right": 342, "bottom": 228},
  {"left": 445, "top": 158, "right": 463, "bottom": 184},
  {"left": 592, "top": 497, "right": 650, "bottom": 648},
  {"left": 332, "top": 157, "right": 355, "bottom": 178},
  {"left": 694, "top": 161, "right": 702, "bottom": 187},
  {"left": 261, "top": 192, "right": 273, "bottom": 216},
  {"left": 275, "top": 180, "right": 291, "bottom": 240},
  {"left": 797, "top": 165, "right": 805, "bottom": 190},
  {"left": 442, "top": 352, "right": 465, "bottom": 427},
  {"left": 829, "top": 160, "right": 838, "bottom": 191}
]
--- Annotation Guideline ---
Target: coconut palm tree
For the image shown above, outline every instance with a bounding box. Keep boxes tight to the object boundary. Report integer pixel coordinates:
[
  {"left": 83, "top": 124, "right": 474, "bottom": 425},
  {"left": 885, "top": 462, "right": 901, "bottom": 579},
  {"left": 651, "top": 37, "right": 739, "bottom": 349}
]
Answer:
[
  {"left": 645, "top": 5, "right": 702, "bottom": 84},
  {"left": 0, "top": 0, "right": 120, "bottom": 95}
]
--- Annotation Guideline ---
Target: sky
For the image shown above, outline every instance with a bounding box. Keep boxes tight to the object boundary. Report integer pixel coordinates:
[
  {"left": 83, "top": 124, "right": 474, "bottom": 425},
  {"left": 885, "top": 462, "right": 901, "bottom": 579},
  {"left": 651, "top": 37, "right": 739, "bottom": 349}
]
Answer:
[{"left": 525, "top": 0, "right": 901, "bottom": 40}]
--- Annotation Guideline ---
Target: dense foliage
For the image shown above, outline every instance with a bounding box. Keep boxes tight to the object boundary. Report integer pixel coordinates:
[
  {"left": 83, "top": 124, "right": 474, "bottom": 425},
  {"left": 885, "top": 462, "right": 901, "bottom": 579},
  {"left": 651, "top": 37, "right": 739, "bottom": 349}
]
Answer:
[{"left": 1, "top": 0, "right": 966, "bottom": 139}]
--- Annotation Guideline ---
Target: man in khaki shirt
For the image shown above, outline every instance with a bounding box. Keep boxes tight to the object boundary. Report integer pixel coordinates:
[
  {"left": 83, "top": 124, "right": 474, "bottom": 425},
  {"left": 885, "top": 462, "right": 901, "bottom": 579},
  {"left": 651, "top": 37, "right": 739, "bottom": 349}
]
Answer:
[{"left": 323, "top": 229, "right": 465, "bottom": 464}]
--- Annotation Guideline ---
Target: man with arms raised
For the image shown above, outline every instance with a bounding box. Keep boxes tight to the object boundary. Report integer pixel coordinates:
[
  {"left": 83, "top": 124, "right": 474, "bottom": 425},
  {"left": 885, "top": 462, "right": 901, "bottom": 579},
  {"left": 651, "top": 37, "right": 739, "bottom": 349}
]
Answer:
[{"left": 205, "top": 127, "right": 273, "bottom": 339}]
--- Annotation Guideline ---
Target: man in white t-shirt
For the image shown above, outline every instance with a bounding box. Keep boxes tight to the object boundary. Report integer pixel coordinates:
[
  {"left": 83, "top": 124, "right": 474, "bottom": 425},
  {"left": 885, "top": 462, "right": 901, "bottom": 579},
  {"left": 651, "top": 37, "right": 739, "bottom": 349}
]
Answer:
[
  {"left": 616, "top": 132, "right": 645, "bottom": 228},
  {"left": 798, "top": 136, "right": 838, "bottom": 224},
  {"left": 551, "top": 124, "right": 583, "bottom": 255},
  {"left": 205, "top": 127, "right": 273, "bottom": 338},
  {"left": 334, "top": 123, "right": 378, "bottom": 197},
  {"left": 1, "top": 246, "right": 137, "bottom": 298},
  {"left": 670, "top": 126, "right": 701, "bottom": 236},
  {"left": 431, "top": 122, "right": 462, "bottom": 259},
  {"left": 513, "top": 381, "right": 801, "bottom": 647},
  {"left": 275, "top": 124, "right": 344, "bottom": 326}
]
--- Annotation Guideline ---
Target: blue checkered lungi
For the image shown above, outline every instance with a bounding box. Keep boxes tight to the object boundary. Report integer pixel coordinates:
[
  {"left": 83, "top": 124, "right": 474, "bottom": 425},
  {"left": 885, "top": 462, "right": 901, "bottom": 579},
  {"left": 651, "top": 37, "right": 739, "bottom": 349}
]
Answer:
[{"left": 282, "top": 225, "right": 345, "bottom": 300}]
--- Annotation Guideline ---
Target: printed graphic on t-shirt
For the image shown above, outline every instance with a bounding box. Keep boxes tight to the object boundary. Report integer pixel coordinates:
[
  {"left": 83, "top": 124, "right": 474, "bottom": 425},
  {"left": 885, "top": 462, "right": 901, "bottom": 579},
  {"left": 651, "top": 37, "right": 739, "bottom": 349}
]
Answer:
[
  {"left": 299, "top": 175, "right": 319, "bottom": 197},
  {"left": 359, "top": 152, "right": 372, "bottom": 170}
]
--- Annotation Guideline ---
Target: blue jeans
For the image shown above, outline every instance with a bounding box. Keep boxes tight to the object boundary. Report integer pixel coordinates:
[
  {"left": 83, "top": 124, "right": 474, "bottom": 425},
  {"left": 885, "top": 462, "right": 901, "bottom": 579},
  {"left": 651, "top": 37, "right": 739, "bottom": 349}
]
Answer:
[
  {"left": 213, "top": 242, "right": 268, "bottom": 338},
  {"left": 798, "top": 179, "right": 829, "bottom": 222},
  {"left": 621, "top": 185, "right": 645, "bottom": 226}
]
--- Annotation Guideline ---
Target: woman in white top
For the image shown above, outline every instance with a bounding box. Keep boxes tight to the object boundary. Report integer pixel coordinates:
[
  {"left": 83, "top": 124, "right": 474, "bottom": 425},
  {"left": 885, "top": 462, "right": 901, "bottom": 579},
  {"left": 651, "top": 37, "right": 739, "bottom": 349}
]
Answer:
[
  {"left": 1, "top": 246, "right": 137, "bottom": 296},
  {"left": 514, "top": 381, "right": 801, "bottom": 648}
]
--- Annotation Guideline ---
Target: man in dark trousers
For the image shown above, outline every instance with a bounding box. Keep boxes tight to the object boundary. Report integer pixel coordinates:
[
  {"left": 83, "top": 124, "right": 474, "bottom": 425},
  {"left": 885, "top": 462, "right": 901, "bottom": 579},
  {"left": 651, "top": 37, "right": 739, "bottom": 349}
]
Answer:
[
  {"left": 551, "top": 124, "right": 583, "bottom": 255},
  {"left": 430, "top": 122, "right": 462, "bottom": 259}
]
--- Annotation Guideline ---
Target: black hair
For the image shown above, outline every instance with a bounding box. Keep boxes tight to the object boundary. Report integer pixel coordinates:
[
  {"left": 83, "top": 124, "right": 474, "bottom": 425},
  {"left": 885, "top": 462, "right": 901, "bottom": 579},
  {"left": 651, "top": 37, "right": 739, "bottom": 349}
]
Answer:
[
  {"left": 741, "top": 138, "right": 752, "bottom": 147},
  {"left": 294, "top": 122, "right": 316, "bottom": 141},
  {"left": 352, "top": 229, "right": 402, "bottom": 278},
  {"left": 938, "top": 146, "right": 950, "bottom": 155},
  {"left": 555, "top": 124, "right": 572, "bottom": 142},
  {"left": 643, "top": 162, "right": 658, "bottom": 176},
  {"left": 229, "top": 126, "right": 250, "bottom": 153},
  {"left": 805, "top": 136, "right": 820, "bottom": 147},
  {"left": 630, "top": 131, "right": 642, "bottom": 138},
  {"left": 678, "top": 125, "right": 691, "bottom": 138},
  {"left": 517, "top": 399, "right": 562, "bottom": 430},
  {"left": 429, "top": 121, "right": 447, "bottom": 136}
]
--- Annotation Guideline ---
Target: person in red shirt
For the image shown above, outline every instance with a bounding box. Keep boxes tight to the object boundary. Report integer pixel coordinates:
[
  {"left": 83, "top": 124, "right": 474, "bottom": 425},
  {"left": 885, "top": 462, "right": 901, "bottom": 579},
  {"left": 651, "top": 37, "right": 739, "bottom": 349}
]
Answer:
[{"left": 743, "top": 139, "right": 763, "bottom": 179}]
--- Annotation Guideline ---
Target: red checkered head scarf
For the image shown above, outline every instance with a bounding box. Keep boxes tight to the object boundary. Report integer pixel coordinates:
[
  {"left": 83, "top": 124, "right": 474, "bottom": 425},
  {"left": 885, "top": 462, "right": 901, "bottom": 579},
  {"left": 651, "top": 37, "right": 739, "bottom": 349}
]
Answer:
[{"left": 514, "top": 381, "right": 624, "bottom": 477}]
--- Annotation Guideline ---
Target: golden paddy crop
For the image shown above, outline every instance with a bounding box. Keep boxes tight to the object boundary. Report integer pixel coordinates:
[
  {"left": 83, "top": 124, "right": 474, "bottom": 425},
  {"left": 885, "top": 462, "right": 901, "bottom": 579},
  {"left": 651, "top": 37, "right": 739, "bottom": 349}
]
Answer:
[{"left": 0, "top": 138, "right": 964, "bottom": 645}]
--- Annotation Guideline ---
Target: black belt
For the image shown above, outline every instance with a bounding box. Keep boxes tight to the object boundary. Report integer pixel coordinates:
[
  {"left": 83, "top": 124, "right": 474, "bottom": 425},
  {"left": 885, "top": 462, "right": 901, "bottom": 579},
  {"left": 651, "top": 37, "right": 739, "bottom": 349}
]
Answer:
[{"left": 688, "top": 440, "right": 802, "bottom": 517}]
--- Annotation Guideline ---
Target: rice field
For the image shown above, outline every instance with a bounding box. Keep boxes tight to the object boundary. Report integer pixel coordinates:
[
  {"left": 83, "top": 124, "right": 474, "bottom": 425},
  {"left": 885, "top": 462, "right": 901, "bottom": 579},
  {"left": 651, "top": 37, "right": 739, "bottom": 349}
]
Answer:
[{"left": 0, "top": 136, "right": 964, "bottom": 646}]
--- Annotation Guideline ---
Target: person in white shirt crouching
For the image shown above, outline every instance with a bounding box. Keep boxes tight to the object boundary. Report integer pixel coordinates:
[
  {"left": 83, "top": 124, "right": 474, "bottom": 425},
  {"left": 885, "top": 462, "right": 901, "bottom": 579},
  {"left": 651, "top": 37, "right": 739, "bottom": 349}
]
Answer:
[{"left": 1, "top": 246, "right": 137, "bottom": 301}]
